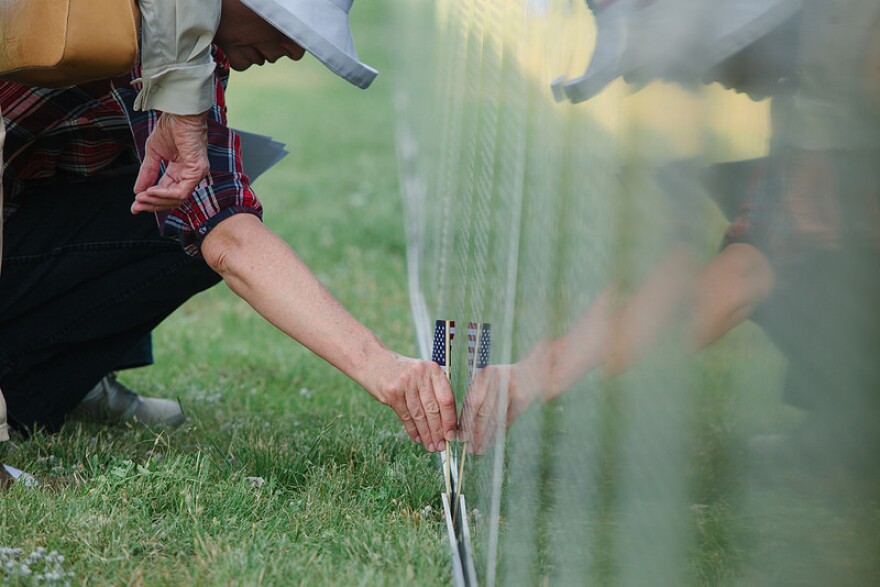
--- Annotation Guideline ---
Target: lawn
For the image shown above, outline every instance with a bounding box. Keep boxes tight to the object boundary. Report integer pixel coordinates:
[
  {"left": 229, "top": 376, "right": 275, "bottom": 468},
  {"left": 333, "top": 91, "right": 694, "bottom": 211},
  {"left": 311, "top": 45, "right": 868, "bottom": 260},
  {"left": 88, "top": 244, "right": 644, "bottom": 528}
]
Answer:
[
  {"left": 5, "top": 2, "right": 880, "bottom": 586},
  {"left": 1, "top": 2, "right": 453, "bottom": 585},
  {"left": 389, "top": 2, "right": 880, "bottom": 585}
]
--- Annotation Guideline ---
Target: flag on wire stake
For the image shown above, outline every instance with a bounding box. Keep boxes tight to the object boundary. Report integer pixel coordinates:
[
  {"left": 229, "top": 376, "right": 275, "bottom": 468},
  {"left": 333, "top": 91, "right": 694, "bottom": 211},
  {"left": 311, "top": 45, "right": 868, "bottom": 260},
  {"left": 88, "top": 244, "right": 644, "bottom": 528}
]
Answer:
[
  {"left": 432, "top": 319, "right": 455, "bottom": 377},
  {"left": 432, "top": 319, "right": 455, "bottom": 497},
  {"left": 467, "top": 322, "right": 492, "bottom": 379},
  {"left": 467, "top": 323, "right": 479, "bottom": 381},
  {"left": 454, "top": 322, "right": 491, "bottom": 524}
]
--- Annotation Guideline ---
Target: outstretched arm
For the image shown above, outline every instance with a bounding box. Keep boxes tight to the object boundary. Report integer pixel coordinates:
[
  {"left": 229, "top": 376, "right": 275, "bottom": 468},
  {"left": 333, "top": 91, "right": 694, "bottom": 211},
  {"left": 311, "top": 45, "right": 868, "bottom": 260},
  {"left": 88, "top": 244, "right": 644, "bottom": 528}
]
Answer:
[
  {"left": 201, "top": 213, "right": 458, "bottom": 453},
  {"left": 463, "top": 242, "right": 775, "bottom": 452}
]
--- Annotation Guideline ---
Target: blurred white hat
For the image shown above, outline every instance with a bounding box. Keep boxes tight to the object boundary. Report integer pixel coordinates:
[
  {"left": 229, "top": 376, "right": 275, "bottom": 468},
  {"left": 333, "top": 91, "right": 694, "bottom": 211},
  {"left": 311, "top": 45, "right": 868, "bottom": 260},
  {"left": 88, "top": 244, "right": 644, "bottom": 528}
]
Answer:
[
  {"left": 553, "top": 0, "right": 802, "bottom": 103},
  {"left": 242, "top": 0, "right": 378, "bottom": 89}
]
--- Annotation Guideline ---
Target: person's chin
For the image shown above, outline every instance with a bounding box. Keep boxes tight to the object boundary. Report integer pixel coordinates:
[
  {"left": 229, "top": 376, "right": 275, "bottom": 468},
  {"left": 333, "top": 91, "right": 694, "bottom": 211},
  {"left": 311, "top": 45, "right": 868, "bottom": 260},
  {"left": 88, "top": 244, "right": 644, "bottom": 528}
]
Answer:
[
  {"left": 230, "top": 61, "right": 258, "bottom": 72},
  {"left": 229, "top": 55, "right": 265, "bottom": 71}
]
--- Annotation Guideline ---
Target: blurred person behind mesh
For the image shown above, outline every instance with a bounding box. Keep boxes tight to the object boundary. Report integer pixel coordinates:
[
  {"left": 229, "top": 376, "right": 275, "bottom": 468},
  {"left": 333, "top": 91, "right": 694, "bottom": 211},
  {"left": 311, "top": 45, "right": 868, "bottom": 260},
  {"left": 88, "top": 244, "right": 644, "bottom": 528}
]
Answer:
[
  {"left": 464, "top": 0, "right": 880, "bottom": 477},
  {"left": 730, "top": 0, "right": 880, "bottom": 471}
]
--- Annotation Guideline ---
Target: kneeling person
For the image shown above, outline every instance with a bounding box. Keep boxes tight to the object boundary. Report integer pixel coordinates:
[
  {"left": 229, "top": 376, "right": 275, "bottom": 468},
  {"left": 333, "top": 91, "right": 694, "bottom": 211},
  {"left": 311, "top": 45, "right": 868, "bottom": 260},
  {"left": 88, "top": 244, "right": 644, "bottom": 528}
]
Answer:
[{"left": 0, "top": 0, "right": 457, "bottom": 453}]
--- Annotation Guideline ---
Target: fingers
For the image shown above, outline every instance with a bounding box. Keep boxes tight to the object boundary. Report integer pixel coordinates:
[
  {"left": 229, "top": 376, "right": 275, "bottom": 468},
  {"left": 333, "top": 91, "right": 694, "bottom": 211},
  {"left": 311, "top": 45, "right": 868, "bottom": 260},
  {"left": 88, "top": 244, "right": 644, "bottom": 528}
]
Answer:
[
  {"left": 404, "top": 376, "right": 434, "bottom": 451},
  {"left": 432, "top": 368, "right": 458, "bottom": 444},
  {"left": 416, "top": 363, "right": 457, "bottom": 452},
  {"left": 133, "top": 115, "right": 177, "bottom": 200},
  {"left": 131, "top": 161, "right": 211, "bottom": 214},
  {"left": 459, "top": 373, "right": 485, "bottom": 443},
  {"left": 463, "top": 365, "right": 508, "bottom": 454},
  {"left": 365, "top": 355, "right": 460, "bottom": 452},
  {"left": 377, "top": 359, "right": 458, "bottom": 453},
  {"left": 473, "top": 370, "right": 501, "bottom": 454},
  {"left": 130, "top": 191, "right": 185, "bottom": 214},
  {"left": 132, "top": 111, "right": 210, "bottom": 214},
  {"left": 133, "top": 150, "right": 163, "bottom": 197},
  {"left": 144, "top": 183, "right": 196, "bottom": 203},
  {"left": 388, "top": 397, "right": 421, "bottom": 445},
  {"left": 159, "top": 152, "right": 209, "bottom": 197}
]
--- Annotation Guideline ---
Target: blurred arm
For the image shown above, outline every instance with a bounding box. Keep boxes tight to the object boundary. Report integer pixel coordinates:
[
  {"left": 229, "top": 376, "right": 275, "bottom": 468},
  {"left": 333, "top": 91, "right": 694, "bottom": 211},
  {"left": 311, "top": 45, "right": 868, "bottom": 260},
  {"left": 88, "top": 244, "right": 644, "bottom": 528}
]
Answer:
[
  {"left": 550, "top": 242, "right": 774, "bottom": 380},
  {"left": 464, "top": 242, "right": 775, "bottom": 452}
]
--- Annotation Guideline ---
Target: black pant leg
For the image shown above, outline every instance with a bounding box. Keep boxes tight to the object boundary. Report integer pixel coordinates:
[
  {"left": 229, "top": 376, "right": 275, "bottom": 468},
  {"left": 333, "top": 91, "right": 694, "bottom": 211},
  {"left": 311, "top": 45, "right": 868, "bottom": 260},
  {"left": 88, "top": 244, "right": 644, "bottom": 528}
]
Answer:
[{"left": 0, "top": 175, "right": 221, "bottom": 433}]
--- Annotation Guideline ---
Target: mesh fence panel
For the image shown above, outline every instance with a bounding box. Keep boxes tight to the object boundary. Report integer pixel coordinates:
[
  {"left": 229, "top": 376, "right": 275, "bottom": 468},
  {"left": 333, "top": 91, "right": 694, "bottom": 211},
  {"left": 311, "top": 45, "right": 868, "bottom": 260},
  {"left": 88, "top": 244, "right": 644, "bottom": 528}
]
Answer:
[{"left": 392, "top": 1, "right": 880, "bottom": 585}]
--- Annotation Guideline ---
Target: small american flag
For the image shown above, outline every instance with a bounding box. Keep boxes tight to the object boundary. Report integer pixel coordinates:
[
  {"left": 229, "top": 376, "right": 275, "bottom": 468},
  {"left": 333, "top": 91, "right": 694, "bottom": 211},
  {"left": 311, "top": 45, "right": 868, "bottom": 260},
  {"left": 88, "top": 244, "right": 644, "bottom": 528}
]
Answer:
[
  {"left": 467, "top": 322, "right": 492, "bottom": 381},
  {"left": 432, "top": 320, "right": 455, "bottom": 377}
]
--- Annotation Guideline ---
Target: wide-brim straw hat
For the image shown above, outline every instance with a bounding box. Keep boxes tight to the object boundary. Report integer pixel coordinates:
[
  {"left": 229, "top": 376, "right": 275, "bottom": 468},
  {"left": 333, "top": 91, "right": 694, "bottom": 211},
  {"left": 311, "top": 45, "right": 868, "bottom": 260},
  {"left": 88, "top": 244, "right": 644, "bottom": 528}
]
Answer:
[
  {"left": 242, "top": 0, "right": 378, "bottom": 89},
  {"left": 554, "top": 0, "right": 802, "bottom": 103}
]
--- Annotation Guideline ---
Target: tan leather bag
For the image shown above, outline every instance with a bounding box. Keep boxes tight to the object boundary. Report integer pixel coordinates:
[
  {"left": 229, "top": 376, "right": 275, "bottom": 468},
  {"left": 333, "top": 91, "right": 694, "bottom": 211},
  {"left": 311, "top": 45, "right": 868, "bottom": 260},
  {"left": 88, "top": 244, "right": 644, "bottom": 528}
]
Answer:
[{"left": 0, "top": 0, "right": 140, "bottom": 88}]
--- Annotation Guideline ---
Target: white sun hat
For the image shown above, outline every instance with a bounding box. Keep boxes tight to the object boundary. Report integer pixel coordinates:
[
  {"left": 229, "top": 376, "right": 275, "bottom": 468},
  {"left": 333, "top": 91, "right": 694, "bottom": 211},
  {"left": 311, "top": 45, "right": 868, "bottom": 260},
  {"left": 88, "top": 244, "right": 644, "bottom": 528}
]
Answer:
[
  {"left": 241, "top": 0, "right": 378, "bottom": 89},
  {"left": 553, "top": 0, "right": 803, "bottom": 103}
]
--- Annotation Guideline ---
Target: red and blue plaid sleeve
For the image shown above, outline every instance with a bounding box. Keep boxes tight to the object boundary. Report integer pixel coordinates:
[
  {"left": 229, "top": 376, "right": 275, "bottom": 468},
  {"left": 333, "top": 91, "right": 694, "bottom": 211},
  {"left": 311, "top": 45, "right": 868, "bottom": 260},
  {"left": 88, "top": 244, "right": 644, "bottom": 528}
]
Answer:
[
  {"left": 1, "top": 81, "right": 136, "bottom": 220},
  {"left": 3, "top": 49, "right": 264, "bottom": 255},
  {"left": 115, "top": 49, "right": 263, "bottom": 256}
]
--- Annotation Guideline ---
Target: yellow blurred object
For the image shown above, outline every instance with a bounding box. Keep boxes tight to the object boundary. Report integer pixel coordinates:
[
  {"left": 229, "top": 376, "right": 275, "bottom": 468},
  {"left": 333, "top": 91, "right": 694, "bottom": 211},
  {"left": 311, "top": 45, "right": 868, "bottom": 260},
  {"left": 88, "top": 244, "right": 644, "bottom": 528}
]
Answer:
[
  {"left": 438, "top": 0, "right": 771, "bottom": 163},
  {"left": 0, "top": 0, "right": 140, "bottom": 88}
]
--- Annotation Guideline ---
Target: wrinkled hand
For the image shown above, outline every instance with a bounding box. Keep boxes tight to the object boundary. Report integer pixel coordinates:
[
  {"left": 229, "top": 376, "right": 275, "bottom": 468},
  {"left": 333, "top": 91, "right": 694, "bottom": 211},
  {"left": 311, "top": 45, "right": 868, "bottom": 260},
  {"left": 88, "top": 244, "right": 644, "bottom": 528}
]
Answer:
[
  {"left": 132, "top": 112, "right": 210, "bottom": 214},
  {"left": 461, "top": 338, "right": 561, "bottom": 454},
  {"left": 372, "top": 356, "right": 458, "bottom": 452},
  {"left": 459, "top": 363, "right": 540, "bottom": 454}
]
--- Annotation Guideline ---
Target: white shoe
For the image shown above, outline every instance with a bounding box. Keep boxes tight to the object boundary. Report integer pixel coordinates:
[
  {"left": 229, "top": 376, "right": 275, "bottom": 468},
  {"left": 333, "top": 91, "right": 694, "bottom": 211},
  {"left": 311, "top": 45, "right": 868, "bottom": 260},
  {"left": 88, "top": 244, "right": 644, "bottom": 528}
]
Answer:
[
  {"left": 1, "top": 464, "right": 14, "bottom": 489},
  {"left": 72, "top": 373, "right": 185, "bottom": 428}
]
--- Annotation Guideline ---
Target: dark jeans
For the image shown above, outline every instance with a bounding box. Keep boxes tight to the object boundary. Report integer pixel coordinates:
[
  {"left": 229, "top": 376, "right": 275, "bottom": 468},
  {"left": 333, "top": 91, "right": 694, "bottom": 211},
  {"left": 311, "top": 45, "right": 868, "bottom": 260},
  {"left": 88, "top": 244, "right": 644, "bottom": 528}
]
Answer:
[{"left": 0, "top": 174, "right": 220, "bottom": 433}]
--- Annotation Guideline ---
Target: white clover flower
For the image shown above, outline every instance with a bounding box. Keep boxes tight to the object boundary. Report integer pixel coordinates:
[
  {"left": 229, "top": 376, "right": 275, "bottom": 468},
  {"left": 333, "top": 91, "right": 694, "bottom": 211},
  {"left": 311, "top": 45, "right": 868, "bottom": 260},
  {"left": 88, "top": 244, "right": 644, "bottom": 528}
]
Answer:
[
  {"left": 0, "top": 546, "right": 72, "bottom": 585},
  {"left": 246, "top": 476, "right": 266, "bottom": 488}
]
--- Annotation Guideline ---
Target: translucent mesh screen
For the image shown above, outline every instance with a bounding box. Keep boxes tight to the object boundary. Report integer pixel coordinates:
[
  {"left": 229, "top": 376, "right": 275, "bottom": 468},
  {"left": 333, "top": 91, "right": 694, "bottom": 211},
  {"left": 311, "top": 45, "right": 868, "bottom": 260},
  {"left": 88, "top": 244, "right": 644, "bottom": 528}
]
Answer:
[{"left": 392, "top": 1, "right": 880, "bottom": 584}]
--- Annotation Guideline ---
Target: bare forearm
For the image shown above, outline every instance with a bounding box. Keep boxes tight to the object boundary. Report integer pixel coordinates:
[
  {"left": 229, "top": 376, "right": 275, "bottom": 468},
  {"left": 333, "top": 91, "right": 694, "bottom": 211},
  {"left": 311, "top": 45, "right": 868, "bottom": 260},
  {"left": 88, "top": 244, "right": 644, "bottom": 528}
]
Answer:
[
  {"left": 605, "top": 243, "right": 774, "bottom": 375},
  {"left": 603, "top": 245, "right": 699, "bottom": 376},
  {"left": 201, "top": 214, "right": 393, "bottom": 395},
  {"left": 536, "top": 286, "right": 618, "bottom": 399},
  {"left": 200, "top": 213, "right": 457, "bottom": 452},
  {"left": 689, "top": 243, "right": 775, "bottom": 349},
  {"left": 539, "top": 243, "right": 774, "bottom": 388}
]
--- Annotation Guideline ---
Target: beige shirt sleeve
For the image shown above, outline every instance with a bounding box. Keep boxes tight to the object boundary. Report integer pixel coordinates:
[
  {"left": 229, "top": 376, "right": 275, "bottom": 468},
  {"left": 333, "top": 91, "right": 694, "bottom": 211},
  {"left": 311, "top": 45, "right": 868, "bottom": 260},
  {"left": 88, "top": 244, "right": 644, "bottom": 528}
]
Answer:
[{"left": 133, "top": 0, "right": 221, "bottom": 115}]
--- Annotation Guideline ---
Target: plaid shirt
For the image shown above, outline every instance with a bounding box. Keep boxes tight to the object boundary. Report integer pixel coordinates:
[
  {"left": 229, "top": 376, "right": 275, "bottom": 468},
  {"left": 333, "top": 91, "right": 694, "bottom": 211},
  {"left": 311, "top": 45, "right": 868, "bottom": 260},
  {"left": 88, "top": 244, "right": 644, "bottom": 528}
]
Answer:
[{"left": 1, "top": 48, "right": 261, "bottom": 256}]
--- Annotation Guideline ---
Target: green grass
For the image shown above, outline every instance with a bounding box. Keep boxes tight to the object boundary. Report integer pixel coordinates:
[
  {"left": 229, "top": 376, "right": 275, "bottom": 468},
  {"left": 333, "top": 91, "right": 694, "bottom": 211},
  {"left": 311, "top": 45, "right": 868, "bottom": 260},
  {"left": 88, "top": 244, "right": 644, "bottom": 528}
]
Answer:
[
  {"left": 5, "top": 3, "right": 880, "bottom": 586},
  {"left": 1, "top": 2, "right": 453, "bottom": 585}
]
